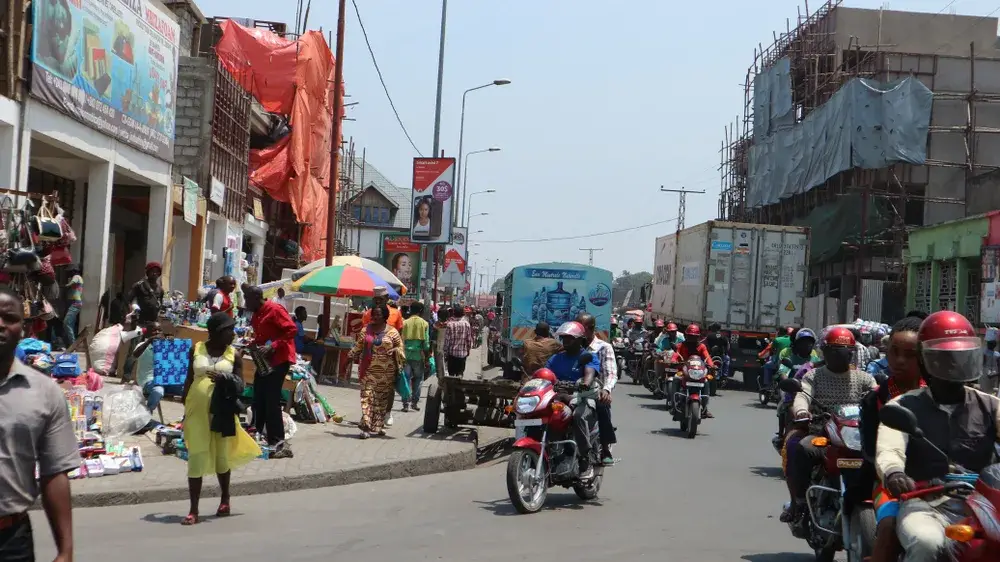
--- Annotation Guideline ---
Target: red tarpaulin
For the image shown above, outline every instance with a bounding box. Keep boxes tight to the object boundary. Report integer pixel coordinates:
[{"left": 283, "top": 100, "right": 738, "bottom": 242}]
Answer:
[{"left": 215, "top": 20, "right": 342, "bottom": 262}]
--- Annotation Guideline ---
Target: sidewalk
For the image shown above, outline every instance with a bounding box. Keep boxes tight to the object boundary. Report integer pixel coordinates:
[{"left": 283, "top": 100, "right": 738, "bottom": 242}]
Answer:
[{"left": 67, "top": 348, "right": 492, "bottom": 508}]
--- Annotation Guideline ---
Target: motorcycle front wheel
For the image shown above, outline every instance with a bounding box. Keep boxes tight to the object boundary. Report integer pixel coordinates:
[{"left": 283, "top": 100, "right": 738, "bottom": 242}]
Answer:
[
  {"left": 506, "top": 449, "right": 547, "bottom": 514},
  {"left": 848, "top": 507, "right": 876, "bottom": 562},
  {"left": 686, "top": 403, "right": 700, "bottom": 439}
]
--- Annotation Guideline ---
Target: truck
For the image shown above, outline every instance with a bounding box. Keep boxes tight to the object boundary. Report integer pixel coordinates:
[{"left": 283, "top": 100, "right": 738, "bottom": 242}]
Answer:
[
  {"left": 648, "top": 221, "right": 810, "bottom": 386},
  {"left": 498, "top": 262, "right": 614, "bottom": 370}
]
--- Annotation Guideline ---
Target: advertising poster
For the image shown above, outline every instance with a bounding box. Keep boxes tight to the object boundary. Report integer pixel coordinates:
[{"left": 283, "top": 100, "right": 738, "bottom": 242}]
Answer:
[
  {"left": 381, "top": 234, "right": 422, "bottom": 296},
  {"left": 411, "top": 158, "right": 456, "bottom": 244},
  {"left": 508, "top": 263, "right": 613, "bottom": 346},
  {"left": 182, "top": 177, "right": 198, "bottom": 226},
  {"left": 440, "top": 227, "right": 467, "bottom": 288},
  {"left": 30, "top": 0, "right": 179, "bottom": 161}
]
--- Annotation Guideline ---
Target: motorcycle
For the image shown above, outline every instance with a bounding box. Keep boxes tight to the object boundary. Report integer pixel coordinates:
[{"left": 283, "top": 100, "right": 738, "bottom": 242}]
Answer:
[
  {"left": 662, "top": 361, "right": 680, "bottom": 410},
  {"left": 627, "top": 338, "right": 647, "bottom": 385},
  {"left": 779, "top": 378, "right": 875, "bottom": 562},
  {"left": 758, "top": 358, "right": 790, "bottom": 407},
  {"left": 879, "top": 403, "right": 1000, "bottom": 561},
  {"left": 671, "top": 357, "right": 711, "bottom": 439},
  {"left": 612, "top": 337, "right": 628, "bottom": 379},
  {"left": 506, "top": 371, "right": 604, "bottom": 514}
]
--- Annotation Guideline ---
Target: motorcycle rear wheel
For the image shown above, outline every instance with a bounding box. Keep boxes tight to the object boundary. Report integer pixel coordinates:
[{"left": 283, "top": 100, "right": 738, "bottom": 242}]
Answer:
[
  {"left": 573, "top": 466, "right": 602, "bottom": 501},
  {"left": 506, "top": 449, "right": 547, "bottom": 514}
]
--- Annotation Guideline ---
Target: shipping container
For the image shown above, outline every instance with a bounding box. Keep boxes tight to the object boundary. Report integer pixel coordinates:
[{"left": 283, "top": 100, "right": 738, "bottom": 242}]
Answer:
[{"left": 649, "top": 221, "right": 810, "bottom": 383}]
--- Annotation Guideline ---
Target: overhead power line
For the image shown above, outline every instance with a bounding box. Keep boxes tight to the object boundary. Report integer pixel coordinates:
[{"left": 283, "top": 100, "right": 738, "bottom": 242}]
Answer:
[
  {"left": 350, "top": 0, "right": 424, "bottom": 156},
  {"left": 477, "top": 217, "right": 679, "bottom": 244}
]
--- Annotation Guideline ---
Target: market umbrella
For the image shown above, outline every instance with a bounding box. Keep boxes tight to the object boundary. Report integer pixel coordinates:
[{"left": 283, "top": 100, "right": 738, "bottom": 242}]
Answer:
[
  {"left": 292, "top": 265, "right": 400, "bottom": 299},
  {"left": 292, "top": 256, "right": 405, "bottom": 294}
]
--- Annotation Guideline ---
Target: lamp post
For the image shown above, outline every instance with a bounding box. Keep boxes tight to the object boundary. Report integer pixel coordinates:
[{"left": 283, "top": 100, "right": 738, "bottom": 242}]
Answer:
[
  {"left": 464, "top": 189, "right": 496, "bottom": 228},
  {"left": 460, "top": 148, "right": 499, "bottom": 225},
  {"left": 455, "top": 79, "right": 510, "bottom": 223}
]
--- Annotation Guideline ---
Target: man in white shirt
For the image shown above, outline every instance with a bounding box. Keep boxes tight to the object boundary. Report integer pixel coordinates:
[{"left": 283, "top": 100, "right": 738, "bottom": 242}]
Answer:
[{"left": 577, "top": 313, "right": 617, "bottom": 465}]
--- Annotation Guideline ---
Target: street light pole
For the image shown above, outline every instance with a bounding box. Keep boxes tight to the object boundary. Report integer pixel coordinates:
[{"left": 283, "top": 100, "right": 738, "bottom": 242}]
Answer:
[
  {"left": 431, "top": 0, "right": 448, "bottom": 156},
  {"left": 455, "top": 80, "right": 509, "bottom": 223},
  {"left": 464, "top": 189, "right": 496, "bottom": 229}
]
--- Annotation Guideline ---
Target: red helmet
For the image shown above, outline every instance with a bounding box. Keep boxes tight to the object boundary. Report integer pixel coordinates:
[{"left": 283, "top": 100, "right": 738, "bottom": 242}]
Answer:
[
  {"left": 823, "top": 326, "right": 856, "bottom": 348},
  {"left": 918, "top": 311, "right": 981, "bottom": 383},
  {"left": 685, "top": 323, "right": 701, "bottom": 337},
  {"left": 532, "top": 368, "right": 557, "bottom": 384},
  {"left": 666, "top": 322, "right": 678, "bottom": 331},
  {"left": 655, "top": 319, "right": 665, "bottom": 328}
]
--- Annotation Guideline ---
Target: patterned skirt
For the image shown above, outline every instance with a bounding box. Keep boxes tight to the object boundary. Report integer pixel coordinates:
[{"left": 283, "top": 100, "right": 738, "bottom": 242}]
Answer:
[{"left": 359, "top": 369, "right": 395, "bottom": 433}]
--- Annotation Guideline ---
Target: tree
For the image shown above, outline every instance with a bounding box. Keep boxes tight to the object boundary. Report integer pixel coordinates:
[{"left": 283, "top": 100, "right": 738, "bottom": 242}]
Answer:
[
  {"left": 613, "top": 270, "right": 652, "bottom": 308},
  {"left": 489, "top": 273, "right": 508, "bottom": 294}
]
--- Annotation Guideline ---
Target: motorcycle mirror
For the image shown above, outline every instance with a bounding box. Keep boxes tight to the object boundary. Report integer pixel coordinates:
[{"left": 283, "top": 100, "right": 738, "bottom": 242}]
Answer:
[
  {"left": 778, "top": 378, "right": 802, "bottom": 394},
  {"left": 879, "top": 403, "right": 922, "bottom": 437}
]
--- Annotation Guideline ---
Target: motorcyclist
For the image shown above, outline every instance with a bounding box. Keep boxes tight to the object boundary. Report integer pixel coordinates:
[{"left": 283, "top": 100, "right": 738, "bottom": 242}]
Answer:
[
  {"left": 625, "top": 318, "right": 645, "bottom": 343},
  {"left": 653, "top": 321, "right": 685, "bottom": 384},
  {"left": 774, "top": 328, "right": 820, "bottom": 440},
  {"left": 705, "top": 323, "right": 730, "bottom": 381},
  {"left": 761, "top": 326, "right": 795, "bottom": 389},
  {"left": 545, "top": 321, "right": 602, "bottom": 480},
  {"left": 858, "top": 313, "right": 926, "bottom": 562},
  {"left": 577, "top": 313, "right": 617, "bottom": 465},
  {"left": 668, "top": 324, "right": 716, "bottom": 418},
  {"left": 782, "top": 326, "right": 876, "bottom": 528},
  {"left": 875, "top": 311, "right": 1000, "bottom": 562},
  {"left": 609, "top": 317, "right": 619, "bottom": 341}
]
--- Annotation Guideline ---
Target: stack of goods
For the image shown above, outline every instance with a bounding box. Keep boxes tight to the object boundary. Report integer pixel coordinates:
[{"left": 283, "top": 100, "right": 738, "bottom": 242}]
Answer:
[
  {"left": 62, "top": 388, "right": 145, "bottom": 479},
  {"left": 16, "top": 338, "right": 55, "bottom": 373},
  {"left": 289, "top": 360, "right": 339, "bottom": 423}
]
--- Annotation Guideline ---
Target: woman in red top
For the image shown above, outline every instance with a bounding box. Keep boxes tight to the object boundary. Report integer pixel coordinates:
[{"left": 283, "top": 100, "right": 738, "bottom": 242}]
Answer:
[{"left": 245, "top": 285, "right": 298, "bottom": 458}]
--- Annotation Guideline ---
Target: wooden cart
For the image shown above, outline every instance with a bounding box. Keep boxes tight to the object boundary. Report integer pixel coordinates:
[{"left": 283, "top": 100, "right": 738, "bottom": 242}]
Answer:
[{"left": 422, "top": 375, "right": 522, "bottom": 433}]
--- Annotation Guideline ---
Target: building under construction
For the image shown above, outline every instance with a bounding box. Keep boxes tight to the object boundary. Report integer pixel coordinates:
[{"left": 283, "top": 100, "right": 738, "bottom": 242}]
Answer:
[{"left": 717, "top": 0, "right": 1000, "bottom": 325}]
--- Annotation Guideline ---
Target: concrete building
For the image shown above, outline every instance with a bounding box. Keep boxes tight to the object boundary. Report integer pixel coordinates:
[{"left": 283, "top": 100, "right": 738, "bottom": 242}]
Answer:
[
  {"left": 0, "top": 0, "right": 179, "bottom": 327},
  {"left": 718, "top": 0, "right": 1000, "bottom": 325}
]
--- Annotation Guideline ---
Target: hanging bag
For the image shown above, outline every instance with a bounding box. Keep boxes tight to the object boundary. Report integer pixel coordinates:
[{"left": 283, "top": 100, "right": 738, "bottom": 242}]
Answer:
[
  {"left": 5, "top": 209, "right": 39, "bottom": 273},
  {"left": 34, "top": 202, "right": 63, "bottom": 242}
]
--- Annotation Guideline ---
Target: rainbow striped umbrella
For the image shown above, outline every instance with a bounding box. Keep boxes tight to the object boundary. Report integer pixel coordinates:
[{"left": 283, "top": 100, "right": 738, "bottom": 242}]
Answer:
[{"left": 291, "top": 265, "right": 400, "bottom": 299}]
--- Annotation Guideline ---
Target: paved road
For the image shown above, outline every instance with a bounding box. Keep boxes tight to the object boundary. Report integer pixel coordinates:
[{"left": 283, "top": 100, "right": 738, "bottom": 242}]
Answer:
[{"left": 34, "top": 381, "right": 832, "bottom": 561}]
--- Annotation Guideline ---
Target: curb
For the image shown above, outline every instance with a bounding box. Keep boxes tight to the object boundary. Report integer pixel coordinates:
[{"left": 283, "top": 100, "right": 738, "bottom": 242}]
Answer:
[{"left": 61, "top": 445, "right": 477, "bottom": 509}]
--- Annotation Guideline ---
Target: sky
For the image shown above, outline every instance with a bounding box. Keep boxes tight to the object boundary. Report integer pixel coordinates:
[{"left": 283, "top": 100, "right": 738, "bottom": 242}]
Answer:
[{"left": 196, "top": 0, "right": 998, "bottom": 285}]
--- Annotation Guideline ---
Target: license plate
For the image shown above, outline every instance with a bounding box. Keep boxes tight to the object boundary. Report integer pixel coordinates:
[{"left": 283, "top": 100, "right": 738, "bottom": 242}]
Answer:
[
  {"left": 686, "top": 382, "right": 705, "bottom": 387},
  {"left": 836, "top": 458, "right": 863, "bottom": 469},
  {"left": 514, "top": 418, "right": 543, "bottom": 427}
]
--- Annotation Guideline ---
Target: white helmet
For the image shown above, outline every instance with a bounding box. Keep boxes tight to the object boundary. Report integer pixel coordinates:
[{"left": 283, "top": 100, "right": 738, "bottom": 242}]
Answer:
[{"left": 555, "top": 321, "right": 587, "bottom": 339}]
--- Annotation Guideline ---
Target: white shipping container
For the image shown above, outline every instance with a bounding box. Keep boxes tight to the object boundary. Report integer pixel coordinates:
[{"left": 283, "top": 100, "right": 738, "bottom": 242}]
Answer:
[
  {"left": 650, "top": 234, "right": 677, "bottom": 319},
  {"left": 650, "top": 221, "right": 810, "bottom": 332}
]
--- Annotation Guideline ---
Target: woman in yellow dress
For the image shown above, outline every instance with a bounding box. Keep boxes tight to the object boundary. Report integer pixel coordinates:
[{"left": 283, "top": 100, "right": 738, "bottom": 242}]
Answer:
[
  {"left": 181, "top": 312, "right": 261, "bottom": 525},
  {"left": 349, "top": 304, "right": 405, "bottom": 439}
]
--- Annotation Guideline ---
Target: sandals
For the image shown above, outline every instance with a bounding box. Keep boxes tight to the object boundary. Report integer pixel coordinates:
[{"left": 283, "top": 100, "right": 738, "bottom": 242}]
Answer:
[
  {"left": 216, "top": 503, "right": 231, "bottom": 517},
  {"left": 181, "top": 513, "right": 199, "bottom": 526}
]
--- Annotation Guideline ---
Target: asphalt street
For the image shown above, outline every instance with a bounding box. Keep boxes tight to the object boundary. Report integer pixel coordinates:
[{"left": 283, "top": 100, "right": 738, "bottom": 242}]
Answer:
[{"left": 33, "top": 379, "right": 836, "bottom": 561}]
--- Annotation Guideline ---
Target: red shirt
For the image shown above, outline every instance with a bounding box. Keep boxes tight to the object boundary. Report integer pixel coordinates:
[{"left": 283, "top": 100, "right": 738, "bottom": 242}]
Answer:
[
  {"left": 671, "top": 342, "right": 714, "bottom": 367},
  {"left": 251, "top": 300, "right": 299, "bottom": 366}
]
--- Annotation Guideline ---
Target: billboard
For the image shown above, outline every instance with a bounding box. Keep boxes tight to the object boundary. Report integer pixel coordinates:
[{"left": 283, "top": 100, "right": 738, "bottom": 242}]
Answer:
[
  {"left": 508, "top": 263, "right": 613, "bottom": 345},
  {"left": 31, "top": 0, "right": 179, "bottom": 161},
  {"left": 440, "top": 227, "right": 467, "bottom": 288},
  {"left": 411, "top": 157, "right": 456, "bottom": 244},
  {"left": 381, "top": 233, "right": 422, "bottom": 297}
]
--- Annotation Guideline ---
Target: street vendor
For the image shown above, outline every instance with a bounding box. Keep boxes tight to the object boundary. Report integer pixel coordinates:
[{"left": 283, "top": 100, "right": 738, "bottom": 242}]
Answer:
[{"left": 130, "top": 262, "right": 164, "bottom": 324}]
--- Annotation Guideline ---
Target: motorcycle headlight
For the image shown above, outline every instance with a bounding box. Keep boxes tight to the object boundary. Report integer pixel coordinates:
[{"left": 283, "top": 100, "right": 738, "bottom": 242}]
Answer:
[
  {"left": 839, "top": 426, "right": 862, "bottom": 452},
  {"left": 687, "top": 368, "right": 707, "bottom": 380},
  {"left": 515, "top": 396, "right": 540, "bottom": 414}
]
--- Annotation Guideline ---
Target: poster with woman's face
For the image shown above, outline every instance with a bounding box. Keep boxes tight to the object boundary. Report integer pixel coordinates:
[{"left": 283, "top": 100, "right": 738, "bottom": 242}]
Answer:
[
  {"left": 411, "top": 195, "right": 440, "bottom": 240},
  {"left": 382, "top": 235, "right": 421, "bottom": 295}
]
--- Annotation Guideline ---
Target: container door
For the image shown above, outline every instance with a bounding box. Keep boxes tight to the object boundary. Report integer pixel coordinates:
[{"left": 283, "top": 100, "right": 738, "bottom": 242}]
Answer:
[
  {"left": 775, "top": 230, "right": 808, "bottom": 328},
  {"left": 728, "top": 227, "right": 757, "bottom": 326},
  {"left": 754, "top": 230, "right": 782, "bottom": 329},
  {"left": 704, "top": 226, "right": 735, "bottom": 325}
]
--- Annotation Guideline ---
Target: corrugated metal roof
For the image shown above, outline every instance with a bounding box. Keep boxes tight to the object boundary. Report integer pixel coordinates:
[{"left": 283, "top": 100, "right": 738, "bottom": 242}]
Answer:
[{"left": 347, "top": 157, "right": 411, "bottom": 230}]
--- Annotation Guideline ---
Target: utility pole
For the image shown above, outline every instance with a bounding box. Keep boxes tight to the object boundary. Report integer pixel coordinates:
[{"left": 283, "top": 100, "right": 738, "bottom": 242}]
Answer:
[
  {"left": 659, "top": 186, "right": 706, "bottom": 231},
  {"left": 322, "top": 0, "right": 347, "bottom": 336},
  {"left": 579, "top": 247, "right": 603, "bottom": 266}
]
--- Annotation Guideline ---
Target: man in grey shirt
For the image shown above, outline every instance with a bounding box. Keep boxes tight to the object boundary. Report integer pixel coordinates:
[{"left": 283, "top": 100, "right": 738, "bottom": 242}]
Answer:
[{"left": 0, "top": 288, "right": 79, "bottom": 561}]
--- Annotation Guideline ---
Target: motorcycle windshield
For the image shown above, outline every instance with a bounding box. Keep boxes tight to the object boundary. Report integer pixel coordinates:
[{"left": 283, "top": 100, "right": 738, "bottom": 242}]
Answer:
[{"left": 520, "top": 378, "right": 552, "bottom": 393}]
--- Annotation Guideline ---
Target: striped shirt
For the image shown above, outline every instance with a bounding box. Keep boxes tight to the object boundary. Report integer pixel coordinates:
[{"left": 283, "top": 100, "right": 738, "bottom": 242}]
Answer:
[{"left": 588, "top": 337, "right": 618, "bottom": 393}]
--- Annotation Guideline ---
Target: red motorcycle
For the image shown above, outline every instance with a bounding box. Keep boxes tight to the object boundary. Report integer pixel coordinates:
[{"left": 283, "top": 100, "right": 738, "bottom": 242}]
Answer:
[
  {"left": 506, "top": 370, "right": 603, "bottom": 514},
  {"left": 880, "top": 403, "right": 1000, "bottom": 561}
]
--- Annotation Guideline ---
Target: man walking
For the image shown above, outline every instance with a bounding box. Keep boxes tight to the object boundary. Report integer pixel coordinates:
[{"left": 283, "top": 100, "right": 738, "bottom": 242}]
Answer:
[
  {"left": 401, "top": 302, "right": 430, "bottom": 412},
  {"left": 577, "top": 313, "right": 618, "bottom": 464},
  {"left": 443, "top": 305, "right": 473, "bottom": 378},
  {"left": 0, "top": 289, "right": 79, "bottom": 561},
  {"left": 431, "top": 307, "right": 450, "bottom": 380}
]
